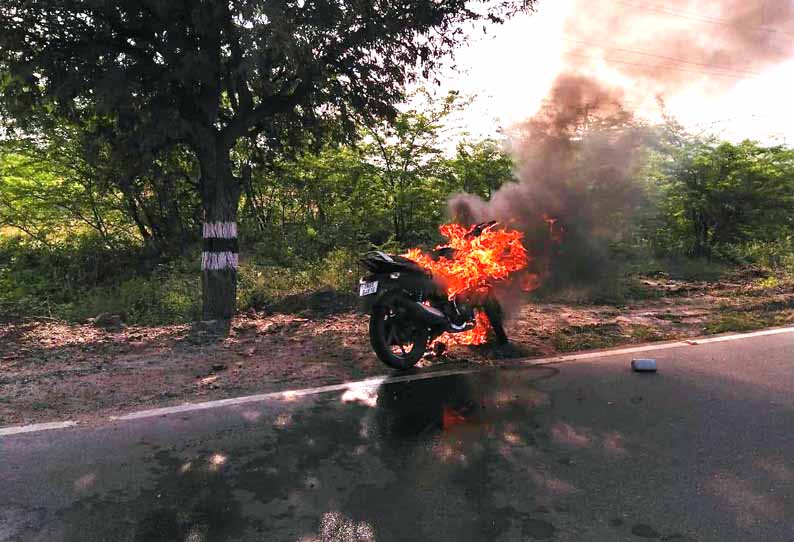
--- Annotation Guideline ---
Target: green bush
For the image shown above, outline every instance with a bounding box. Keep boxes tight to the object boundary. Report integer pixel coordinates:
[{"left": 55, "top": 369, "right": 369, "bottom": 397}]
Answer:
[
  {"left": 237, "top": 263, "right": 316, "bottom": 311},
  {"left": 237, "top": 247, "right": 360, "bottom": 312},
  {"left": 0, "top": 234, "right": 202, "bottom": 324},
  {"left": 311, "top": 248, "right": 359, "bottom": 291},
  {"left": 1, "top": 231, "right": 370, "bottom": 324},
  {"left": 68, "top": 270, "right": 201, "bottom": 325},
  {"left": 728, "top": 238, "right": 794, "bottom": 272}
]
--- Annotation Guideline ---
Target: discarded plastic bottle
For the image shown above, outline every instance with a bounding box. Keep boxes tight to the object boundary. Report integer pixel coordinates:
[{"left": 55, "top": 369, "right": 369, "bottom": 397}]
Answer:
[{"left": 631, "top": 358, "right": 657, "bottom": 372}]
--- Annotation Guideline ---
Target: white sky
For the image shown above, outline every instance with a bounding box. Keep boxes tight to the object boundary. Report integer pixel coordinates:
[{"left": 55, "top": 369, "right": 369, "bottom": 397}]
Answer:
[{"left": 433, "top": 0, "right": 794, "bottom": 145}]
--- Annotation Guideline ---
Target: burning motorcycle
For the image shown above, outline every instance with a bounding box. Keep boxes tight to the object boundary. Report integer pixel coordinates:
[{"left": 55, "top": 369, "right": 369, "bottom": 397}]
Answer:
[{"left": 358, "top": 221, "right": 528, "bottom": 370}]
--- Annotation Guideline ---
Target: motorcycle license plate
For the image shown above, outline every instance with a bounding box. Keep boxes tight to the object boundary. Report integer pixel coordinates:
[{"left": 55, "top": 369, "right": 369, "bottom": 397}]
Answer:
[{"left": 359, "top": 280, "right": 378, "bottom": 296}]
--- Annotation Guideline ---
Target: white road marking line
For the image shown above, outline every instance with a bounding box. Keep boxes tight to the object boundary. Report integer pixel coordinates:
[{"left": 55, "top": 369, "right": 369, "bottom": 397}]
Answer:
[
  {"left": 0, "top": 421, "right": 78, "bottom": 437},
  {"left": 519, "top": 326, "right": 794, "bottom": 364},
  {"left": 684, "top": 326, "right": 794, "bottom": 344},
  {"left": 2, "top": 326, "right": 792, "bottom": 436},
  {"left": 110, "top": 368, "right": 482, "bottom": 421}
]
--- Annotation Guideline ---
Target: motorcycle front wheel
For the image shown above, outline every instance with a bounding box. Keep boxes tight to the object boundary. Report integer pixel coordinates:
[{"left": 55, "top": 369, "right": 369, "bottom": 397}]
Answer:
[
  {"left": 369, "top": 300, "right": 429, "bottom": 370},
  {"left": 483, "top": 299, "right": 508, "bottom": 345}
]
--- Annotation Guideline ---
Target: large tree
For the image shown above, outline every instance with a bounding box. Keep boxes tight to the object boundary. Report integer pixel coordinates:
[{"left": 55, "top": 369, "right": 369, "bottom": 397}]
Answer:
[
  {"left": 0, "top": 0, "right": 532, "bottom": 320},
  {"left": 659, "top": 140, "right": 794, "bottom": 258}
]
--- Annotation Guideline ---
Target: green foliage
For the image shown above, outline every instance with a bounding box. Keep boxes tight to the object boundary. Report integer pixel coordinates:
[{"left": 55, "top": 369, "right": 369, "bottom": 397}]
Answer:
[
  {"left": 550, "top": 324, "right": 623, "bottom": 352},
  {"left": 73, "top": 268, "right": 202, "bottom": 325},
  {"left": 359, "top": 90, "right": 466, "bottom": 244},
  {"left": 0, "top": 129, "right": 201, "bottom": 257},
  {"left": 2, "top": 68, "right": 794, "bottom": 324},
  {"left": 706, "top": 312, "right": 765, "bottom": 334},
  {"left": 0, "top": 233, "right": 146, "bottom": 319},
  {"left": 0, "top": 0, "right": 533, "bottom": 319},
  {"left": 238, "top": 91, "right": 516, "bottom": 253},
  {"left": 629, "top": 325, "right": 665, "bottom": 342},
  {"left": 625, "top": 254, "right": 730, "bottom": 282},
  {"left": 447, "top": 138, "right": 516, "bottom": 199},
  {"left": 0, "top": 138, "right": 133, "bottom": 246},
  {"left": 1, "top": 88, "right": 521, "bottom": 324},
  {"left": 647, "top": 137, "right": 794, "bottom": 260},
  {"left": 723, "top": 237, "right": 794, "bottom": 272},
  {"left": 757, "top": 276, "right": 780, "bottom": 290},
  {"left": 1, "top": 231, "right": 363, "bottom": 324},
  {"left": 237, "top": 248, "right": 359, "bottom": 312},
  {"left": 0, "top": 0, "right": 532, "bottom": 148}
]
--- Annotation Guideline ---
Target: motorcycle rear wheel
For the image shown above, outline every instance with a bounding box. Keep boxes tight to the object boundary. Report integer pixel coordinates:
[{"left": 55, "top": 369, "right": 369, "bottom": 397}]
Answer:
[{"left": 369, "top": 302, "right": 429, "bottom": 370}]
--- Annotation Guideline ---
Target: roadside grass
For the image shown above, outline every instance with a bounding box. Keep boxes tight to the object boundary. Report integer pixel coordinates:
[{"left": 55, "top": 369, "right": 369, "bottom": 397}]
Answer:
[
  {"left": 549, "top": 323, "right": 670, "bottom": 354},
  {"left": 654, "top": 312, "right": 684, "bottom": 323},
  {"left": 741, "top": 273, "right": 794, "bottom": 297},
  {"left": 629, "top": 324, "right": 666, "bottom": 342},
  {"left": 549, "top": 323, "right": 623, "bottom": 353},
  {"left": 238, "top": 248, "right": 359, "bottom": 312},
  {"left": 705, "top": 312, "right": 767, "bottom": 334},
  {"left": 1, "top": 234, "right": 361, "bottom": 325},
  {"left": 706, "top": 303, "right": 794, "bottom": 335},
  {"left": 620, "top": 277, "right": 667, "bottom": 301},
  {"left": 3, "top": 229, "right": 793, "bottom": 336}
]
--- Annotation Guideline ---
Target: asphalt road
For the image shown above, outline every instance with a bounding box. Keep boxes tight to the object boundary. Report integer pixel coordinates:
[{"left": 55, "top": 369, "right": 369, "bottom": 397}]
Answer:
[{"left": 2, "top": 329, "right": 793, "bottom": 542}]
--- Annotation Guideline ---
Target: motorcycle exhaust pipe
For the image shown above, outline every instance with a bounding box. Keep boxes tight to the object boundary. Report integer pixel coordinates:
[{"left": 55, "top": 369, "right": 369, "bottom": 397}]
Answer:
[
  {"left": 392, "top": 297, "right": 448, "bottom": 327},
  {"left": 447, "top": 321, "right": 476, "bottom": 333}
]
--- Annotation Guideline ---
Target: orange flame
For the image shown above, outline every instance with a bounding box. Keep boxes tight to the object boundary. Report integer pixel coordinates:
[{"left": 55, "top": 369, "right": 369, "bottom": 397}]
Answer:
[{"left": 404, "top": 222, "right": 532, "bottom": 345}]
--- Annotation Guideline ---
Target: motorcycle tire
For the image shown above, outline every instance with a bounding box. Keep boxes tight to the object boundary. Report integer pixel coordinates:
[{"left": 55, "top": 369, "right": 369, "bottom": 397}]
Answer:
[{"left": 369, "top": 299, "right": 429, "bottom": 370}]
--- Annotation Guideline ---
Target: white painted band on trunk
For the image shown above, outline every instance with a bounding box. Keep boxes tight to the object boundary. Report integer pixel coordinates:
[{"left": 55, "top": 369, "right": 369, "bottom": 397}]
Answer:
[
  {"left": 202, "top": 222, "right": 237, "bottom": 239},
  {"left": 201, "top": 251, "right": 239, "bottom": 270}
]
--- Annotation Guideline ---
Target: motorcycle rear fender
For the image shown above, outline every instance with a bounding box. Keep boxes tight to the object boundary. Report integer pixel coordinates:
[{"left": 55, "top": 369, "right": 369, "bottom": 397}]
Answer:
[
  {"left": 358, "top": 272, "right": 438, "bottom": 312},
  {"left": 358, "top": 274, "right": 399, "bottom": 312}
]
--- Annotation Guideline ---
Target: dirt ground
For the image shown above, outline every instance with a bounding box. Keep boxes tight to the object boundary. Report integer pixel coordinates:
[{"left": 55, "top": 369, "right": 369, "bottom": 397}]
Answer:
[{"left": 1, "top": 268, "right": 793, "bottom": 427}]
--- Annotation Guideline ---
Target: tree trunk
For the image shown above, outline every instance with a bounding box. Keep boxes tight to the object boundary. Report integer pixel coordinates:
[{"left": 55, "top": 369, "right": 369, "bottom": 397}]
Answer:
[
  {"left": 199, "top": 144, "right": 241, "bottom": 321},
  {"left": 691, "top": 209, "right": 711, "bottom": 258}
]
